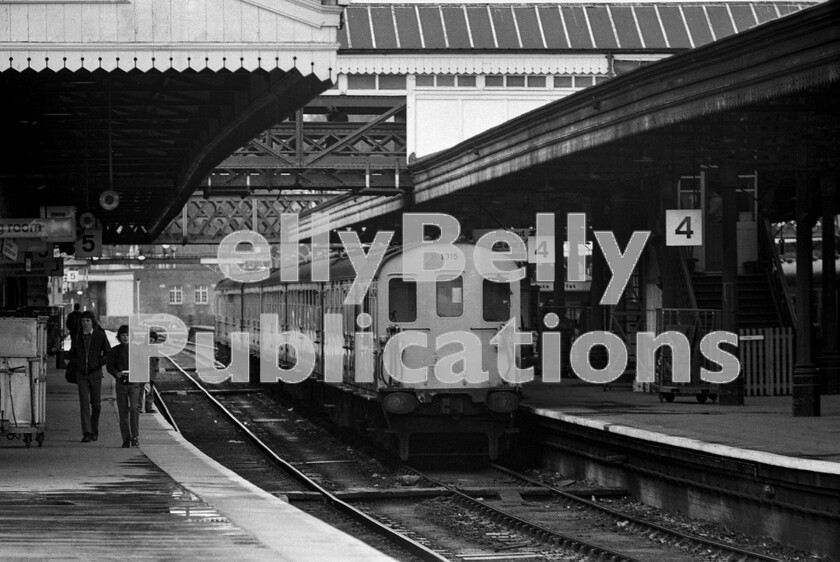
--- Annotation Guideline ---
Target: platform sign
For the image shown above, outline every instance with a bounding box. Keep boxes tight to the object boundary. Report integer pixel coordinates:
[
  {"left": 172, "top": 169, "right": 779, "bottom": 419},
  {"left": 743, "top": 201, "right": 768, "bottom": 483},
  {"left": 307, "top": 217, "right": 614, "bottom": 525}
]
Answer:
[
  {"left": 0, "top": 256, "right": 62, "bottom": 277},
  {"left": 527, "top": 235, "right": 555, "bottom": 263},
  {"left": 75, "top": 230, "right": 102, "bottom": 258},
  {"left": 665, "top": 209, "right": 703, "bottom": 246},
  {"left": 2, "top": 239, "right": 17, "bottom": 260},
  {"left": 0, "top": 217, "right": 75, "bottom": 241},
  {"left": 532, "top": 281, "right": 592, "bottom": 292}
]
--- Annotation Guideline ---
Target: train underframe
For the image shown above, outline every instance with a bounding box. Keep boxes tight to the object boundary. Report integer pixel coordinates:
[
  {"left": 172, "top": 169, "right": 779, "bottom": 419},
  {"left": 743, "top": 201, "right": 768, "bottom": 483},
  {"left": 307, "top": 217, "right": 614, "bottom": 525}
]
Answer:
[
  {"left": 269, "top": 374, "right": 519, "bottom": 460},
  {"left": 382, "top": 396, "right": 519, "bottom": 460}
]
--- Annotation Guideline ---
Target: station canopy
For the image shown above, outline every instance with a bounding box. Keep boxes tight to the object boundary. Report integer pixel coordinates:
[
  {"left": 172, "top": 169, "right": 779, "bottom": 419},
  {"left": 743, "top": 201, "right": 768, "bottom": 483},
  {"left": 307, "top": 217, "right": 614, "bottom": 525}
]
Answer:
[
  {"left": 0, "top": 0, "right": 343, "bottom": 244},
  {"left": 297, "top": 0, "right": 839, "bottom": 237}
]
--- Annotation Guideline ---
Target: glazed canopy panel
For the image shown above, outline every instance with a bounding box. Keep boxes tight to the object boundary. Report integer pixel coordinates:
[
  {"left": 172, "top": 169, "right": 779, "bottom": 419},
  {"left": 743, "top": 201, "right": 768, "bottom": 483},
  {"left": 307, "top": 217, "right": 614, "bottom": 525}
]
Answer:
[{"left": 338, "top": 2, "right": 814, "bottom": 52}]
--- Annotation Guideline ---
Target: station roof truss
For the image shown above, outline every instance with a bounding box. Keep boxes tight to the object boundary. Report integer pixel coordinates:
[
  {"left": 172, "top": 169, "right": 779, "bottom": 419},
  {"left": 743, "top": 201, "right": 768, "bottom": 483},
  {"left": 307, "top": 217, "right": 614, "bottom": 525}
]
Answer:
[
  {"left": 292, "top": 0, "right": 839, "bottom": 237},
  {"left": 0, "top": 0, "right": 342, "bottom": 244},
  {"left": 206, "top": 96, "right": 410, "bottom": 198},
  {"left": 156, "top": 193, "right": 334, "bottom": 245}
]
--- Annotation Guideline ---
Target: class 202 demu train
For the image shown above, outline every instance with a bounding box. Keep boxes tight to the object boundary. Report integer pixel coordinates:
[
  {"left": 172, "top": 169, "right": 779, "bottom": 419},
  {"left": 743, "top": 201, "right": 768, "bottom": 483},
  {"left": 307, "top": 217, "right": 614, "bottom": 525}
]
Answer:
[{"left": 215, "top": 242, "right": 524, "bottom": 460}]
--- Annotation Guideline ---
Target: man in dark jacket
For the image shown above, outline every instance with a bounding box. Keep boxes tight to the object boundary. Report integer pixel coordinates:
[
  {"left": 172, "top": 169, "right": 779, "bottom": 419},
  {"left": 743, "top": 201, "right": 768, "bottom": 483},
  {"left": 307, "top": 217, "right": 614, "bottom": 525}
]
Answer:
[
  {"left": 107, "top": 324, "right": 142, "bottom": 447},
  {"left": 66, "top": 303, "right": 81, "bottom": 338},
  {"left": 68, "top": 311, "right": 111, "bottom": 442}
]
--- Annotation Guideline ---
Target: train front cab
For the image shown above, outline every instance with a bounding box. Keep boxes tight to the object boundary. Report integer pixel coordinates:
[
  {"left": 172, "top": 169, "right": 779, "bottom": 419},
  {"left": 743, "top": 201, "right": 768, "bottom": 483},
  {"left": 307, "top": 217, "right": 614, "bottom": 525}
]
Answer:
[{"left": 376, "top": 244, "right": 522, "bottom": 459}]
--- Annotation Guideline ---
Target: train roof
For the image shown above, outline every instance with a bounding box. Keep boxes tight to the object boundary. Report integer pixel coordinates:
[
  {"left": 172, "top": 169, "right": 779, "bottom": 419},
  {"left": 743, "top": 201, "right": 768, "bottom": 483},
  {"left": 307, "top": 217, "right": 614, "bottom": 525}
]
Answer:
[{"left": 215, "top": 241, "right": 522, "bottom": 290}]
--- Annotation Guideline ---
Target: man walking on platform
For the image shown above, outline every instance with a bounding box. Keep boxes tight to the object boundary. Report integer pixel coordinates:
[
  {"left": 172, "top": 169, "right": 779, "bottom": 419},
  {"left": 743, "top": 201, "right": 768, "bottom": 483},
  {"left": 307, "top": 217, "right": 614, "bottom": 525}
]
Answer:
[
  {"left": 67, "top": 311, "right": 111, "bottom": 442},
  {"left": 107, "top": 325, "right": 142, "bottom": 448},
  {"left": 66, "top": 303, "right": 82, "bottom": 339}
]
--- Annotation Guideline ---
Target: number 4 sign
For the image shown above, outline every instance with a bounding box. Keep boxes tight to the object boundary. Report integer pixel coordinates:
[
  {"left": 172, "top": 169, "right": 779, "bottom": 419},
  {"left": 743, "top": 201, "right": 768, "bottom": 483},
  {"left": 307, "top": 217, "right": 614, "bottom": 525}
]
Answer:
[
  {"left": 666, "top": 209, "right": 703, "bottom": 246},
  {"left": 75, "top": 229, "right": 103, "bottom": 257}
]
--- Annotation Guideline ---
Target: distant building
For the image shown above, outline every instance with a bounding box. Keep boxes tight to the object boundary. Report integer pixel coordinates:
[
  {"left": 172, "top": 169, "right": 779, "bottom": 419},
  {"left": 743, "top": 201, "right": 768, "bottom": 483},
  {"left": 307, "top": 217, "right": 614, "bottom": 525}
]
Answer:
[{"left": 60, "top": 246, "right": 224, "bottom": 332}]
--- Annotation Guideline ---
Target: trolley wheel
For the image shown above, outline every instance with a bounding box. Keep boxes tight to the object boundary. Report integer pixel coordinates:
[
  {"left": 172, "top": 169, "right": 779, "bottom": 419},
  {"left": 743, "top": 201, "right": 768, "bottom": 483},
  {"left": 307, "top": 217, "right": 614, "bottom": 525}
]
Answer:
[
  {"left": 696, "top": 393, "right": 708, "bottom": 404},
  {"left": 24, "top": 434, "right": 32, "bottom": 448},
  {"left": 36, "top": 433, "right": 45, "bottom": 447},
  {"left": 663, "top": 393, "right": 675, "bottom": 403},
  {"left": 710, "top": 394, "right": 718, "bottom": 404}
]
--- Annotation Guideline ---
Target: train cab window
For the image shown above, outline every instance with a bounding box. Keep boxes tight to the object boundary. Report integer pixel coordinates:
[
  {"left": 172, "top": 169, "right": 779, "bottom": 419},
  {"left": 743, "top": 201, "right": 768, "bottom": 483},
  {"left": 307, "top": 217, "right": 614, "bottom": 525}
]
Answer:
[
  {"left": 389, "top": 278, "right": 417, "bottom": 322},
  {"left": 483, "top": 280, "right": 510, "bottom": 321},
  {"left": 436, "top": 277, "right": 463, "bottom": 317}
]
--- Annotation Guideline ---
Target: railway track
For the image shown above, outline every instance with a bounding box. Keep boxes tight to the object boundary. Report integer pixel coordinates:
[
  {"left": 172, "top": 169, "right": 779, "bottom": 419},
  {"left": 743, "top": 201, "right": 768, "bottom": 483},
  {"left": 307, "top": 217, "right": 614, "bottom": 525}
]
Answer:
[
  {"left": 156, "top": 348, "right": 447, "bottom": 562},
  {"left": 402, "top": 464, "right": 783, "bottom": 562},
  {"left": 153, "top": 345, "right": 789, "bottom": 561},
  {"left": 488, "top": 464, "right": 784, "bottom": 561}
]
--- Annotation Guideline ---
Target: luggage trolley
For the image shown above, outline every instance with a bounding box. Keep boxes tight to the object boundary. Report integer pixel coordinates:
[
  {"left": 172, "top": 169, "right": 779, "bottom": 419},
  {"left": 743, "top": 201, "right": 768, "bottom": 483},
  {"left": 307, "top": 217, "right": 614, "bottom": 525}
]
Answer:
[
  {"left": 0, "top": 316, "right": 47, "bottom": 447},
  {"left": 654, "top": 308, "right": 720, "bottom": 404}
]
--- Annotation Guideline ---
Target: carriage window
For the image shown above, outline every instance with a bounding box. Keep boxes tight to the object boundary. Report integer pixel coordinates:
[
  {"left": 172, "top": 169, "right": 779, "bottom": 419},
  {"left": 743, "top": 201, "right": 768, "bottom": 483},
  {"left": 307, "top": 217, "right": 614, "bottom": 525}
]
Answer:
[
  {"left": 483, "top": 280, "right": 510, "bottom": 321},
  {"left": 389, "top": 278, "right": 417, "bottom": 322},
  {"left": 436, "top": 277, "right": 463, "bottom": 317}
]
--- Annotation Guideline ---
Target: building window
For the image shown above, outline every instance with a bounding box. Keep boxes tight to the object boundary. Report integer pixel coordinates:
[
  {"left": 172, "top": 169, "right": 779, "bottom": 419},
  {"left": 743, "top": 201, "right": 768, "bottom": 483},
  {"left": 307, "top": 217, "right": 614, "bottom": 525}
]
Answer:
[
  {"left": 457, "top": 75, "right": 476, "bottom": 87},
  {"left": 195, "top": 286, "right": 209, "bottom": 305},
  {"left": 347, "top": 74, "right": 376, "bottom": 89},
  {"left": 484, "top": 75, "right": 542, "bottom": 88},
  {"left": 436, "top": 74, "right": 456, "bottom": 87},
  {"left": 346, "top": 74, "right": 406, "bottom": 90},
  {"left": 553, "top": 75, "right": 573, "bottom": 88},
  {"left": 414, "top": 74, "right": 477, "bottom": 88},
  {"left": 378, "top": 74, "right": 407, "bottom": 90},
  {"left": 169, "top": 286, "right": 183, "bottom": 305},
  {"left": 526, "top": 76, "right": 546, "bottom": 88},
  {"left": 485, "top": 75, "right": 504, "bottom": 87},
  {"left": 416, "top": 74, "right": 435, "bottom": 87}
]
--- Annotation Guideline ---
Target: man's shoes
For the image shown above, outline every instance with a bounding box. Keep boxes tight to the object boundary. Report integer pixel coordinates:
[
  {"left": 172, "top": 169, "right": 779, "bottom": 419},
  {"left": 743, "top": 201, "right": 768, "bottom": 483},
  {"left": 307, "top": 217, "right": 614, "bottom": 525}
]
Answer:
[
  {"left": 121, "top": 439, "right": 131, "bottom": 448},
  {"left": 145, "top": 408, "right": 157, "bottom": 414},
  {"left": 81, "top": 434, "right": 92, "bottom": 443},
  {"left": 91, "top": 432, "right": 99, "bottom": 441},
  {"left": 130, "top": 437, "right": 139, "bottom": 447}
]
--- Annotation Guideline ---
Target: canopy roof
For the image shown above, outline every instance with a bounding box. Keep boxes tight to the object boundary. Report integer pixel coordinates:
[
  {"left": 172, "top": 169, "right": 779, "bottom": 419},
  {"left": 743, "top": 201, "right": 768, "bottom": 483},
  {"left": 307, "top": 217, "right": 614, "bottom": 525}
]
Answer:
[{"left": 0, "top": 0, "right": 341, "bottom": 244}]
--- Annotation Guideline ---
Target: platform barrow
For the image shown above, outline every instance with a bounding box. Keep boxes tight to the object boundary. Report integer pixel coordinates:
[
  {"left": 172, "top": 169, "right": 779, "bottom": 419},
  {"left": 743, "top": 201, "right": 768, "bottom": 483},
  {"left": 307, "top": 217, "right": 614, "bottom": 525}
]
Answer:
[{"left": 0, "top": 316, "right": 47, "bottom": 447}]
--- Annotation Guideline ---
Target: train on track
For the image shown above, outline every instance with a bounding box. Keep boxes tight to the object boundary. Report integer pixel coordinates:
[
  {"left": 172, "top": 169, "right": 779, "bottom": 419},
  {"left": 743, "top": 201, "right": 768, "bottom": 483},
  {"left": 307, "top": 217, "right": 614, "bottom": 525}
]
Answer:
[{"left": 215, "top": 242, "right": 524, "bottom": 459}]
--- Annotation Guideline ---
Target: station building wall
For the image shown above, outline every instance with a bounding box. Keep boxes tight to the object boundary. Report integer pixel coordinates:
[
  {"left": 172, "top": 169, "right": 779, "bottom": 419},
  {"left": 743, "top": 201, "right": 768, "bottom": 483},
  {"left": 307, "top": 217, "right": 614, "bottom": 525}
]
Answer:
[
  {"left": 135, "top": 265, "right": 223, "bottom": 330},
  {"left": 79, "top": 264, "right": 223, "bottom": 331}
]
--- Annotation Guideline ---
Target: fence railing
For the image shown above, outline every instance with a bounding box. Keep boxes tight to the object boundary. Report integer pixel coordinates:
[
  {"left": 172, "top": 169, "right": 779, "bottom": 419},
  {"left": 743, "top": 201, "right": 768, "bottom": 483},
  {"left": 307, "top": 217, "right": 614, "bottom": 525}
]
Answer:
[{"left": 739, "top": 327, "right": 794, "bottom": 396}]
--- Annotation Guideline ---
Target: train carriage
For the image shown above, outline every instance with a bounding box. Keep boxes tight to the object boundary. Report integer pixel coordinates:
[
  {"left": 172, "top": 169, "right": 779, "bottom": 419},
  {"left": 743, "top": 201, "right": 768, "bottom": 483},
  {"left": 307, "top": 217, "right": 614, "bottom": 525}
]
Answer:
[{"left": 215, "top": 242, "right": 523, "bottom": 459}]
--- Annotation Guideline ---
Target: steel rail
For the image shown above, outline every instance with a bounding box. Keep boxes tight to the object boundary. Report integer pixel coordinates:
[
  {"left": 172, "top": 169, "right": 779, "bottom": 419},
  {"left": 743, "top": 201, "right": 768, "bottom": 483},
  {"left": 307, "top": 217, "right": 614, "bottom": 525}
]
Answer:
[
  {"left": 490, "top": 463, "right": 783, "bottom": 562},
  {"left": 150, "top": 383, "right": 181, "bottom": 434},
  {"left": 406, "top": 467, "right": 642, "bottom": 562},
  {"left": 163, "top": 354, "right": 450, "bottom": 562}
]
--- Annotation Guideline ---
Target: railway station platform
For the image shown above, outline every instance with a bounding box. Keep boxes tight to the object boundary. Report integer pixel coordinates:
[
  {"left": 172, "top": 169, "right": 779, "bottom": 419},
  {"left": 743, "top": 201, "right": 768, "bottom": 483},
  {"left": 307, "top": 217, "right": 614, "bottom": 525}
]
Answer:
[
  {"left": 520, "top": 379, "right": 840, "bottom": 471},
  {"left": 0, "top": 359, "right": 395, "bottom": 561}
]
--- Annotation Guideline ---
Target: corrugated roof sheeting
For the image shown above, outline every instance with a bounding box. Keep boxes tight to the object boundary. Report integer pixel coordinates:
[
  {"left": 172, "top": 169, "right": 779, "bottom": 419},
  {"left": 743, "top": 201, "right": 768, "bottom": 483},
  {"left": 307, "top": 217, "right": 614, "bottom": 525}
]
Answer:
[{"left": 339, "top": 3, "right": 814, "bottom": 51}]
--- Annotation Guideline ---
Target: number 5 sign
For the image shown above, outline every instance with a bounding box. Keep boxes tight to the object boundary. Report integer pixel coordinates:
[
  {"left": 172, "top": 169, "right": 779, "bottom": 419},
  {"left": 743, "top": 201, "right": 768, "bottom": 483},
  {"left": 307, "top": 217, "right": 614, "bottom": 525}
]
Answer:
[
  {"left": 75, "top": 229, "right": 103, "bottom": 257},
  {"left": 665, "top": 210, "right": 703, "bottom": 246}
]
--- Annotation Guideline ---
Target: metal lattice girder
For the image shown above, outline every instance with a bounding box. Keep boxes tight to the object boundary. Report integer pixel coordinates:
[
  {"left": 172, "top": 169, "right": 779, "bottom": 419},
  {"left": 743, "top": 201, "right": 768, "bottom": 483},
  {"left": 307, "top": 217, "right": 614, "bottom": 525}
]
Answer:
[
  {"left": 203, "top": 98, "right": 411, "bottom": 195},
  {"left": 155, "top": 194, "right": 333, "bottom": 244}
]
